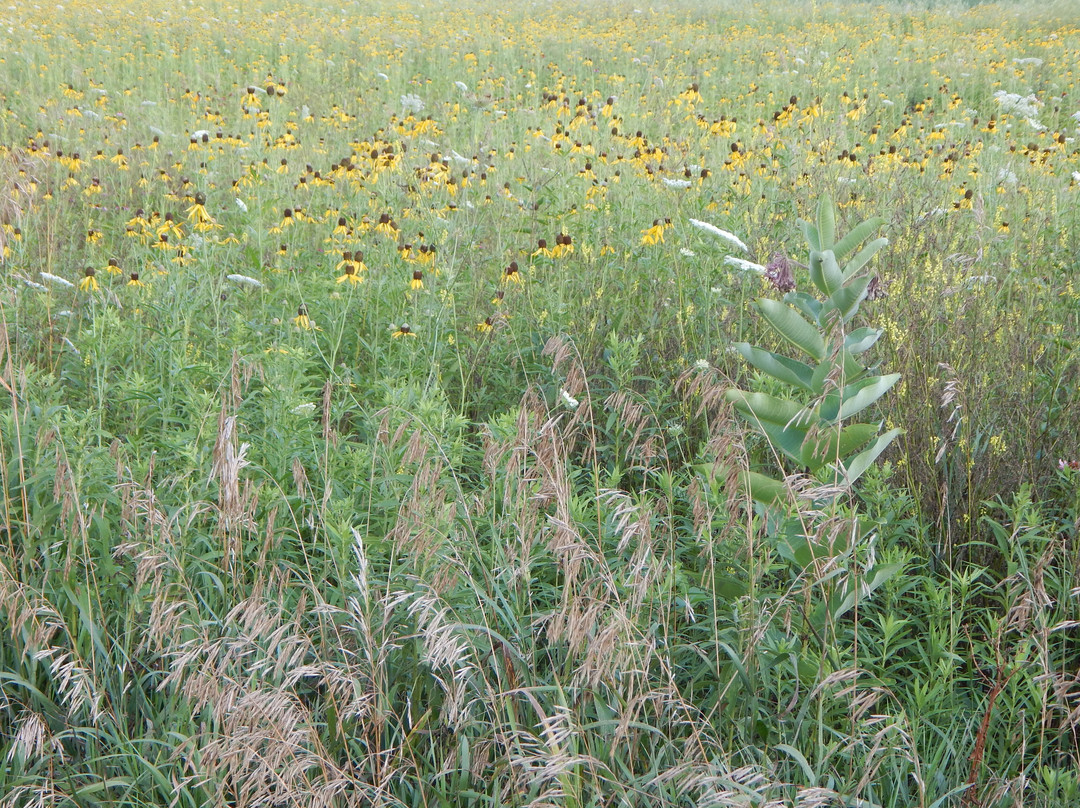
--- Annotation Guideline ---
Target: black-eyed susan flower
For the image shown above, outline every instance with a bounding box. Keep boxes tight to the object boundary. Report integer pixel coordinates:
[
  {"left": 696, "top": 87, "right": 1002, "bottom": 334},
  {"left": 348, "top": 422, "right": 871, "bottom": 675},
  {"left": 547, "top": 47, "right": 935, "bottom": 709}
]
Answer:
[
  {"left": 127, "top": 271, "right": 147, "bottom": 288},
  {"left": 392, "top": 322, "right": 417, "bottom": 338},
  {"left": 410, "top": 269, "right": 424, "bottom": 290},
  {"left": 78, "top": 267, "right": 99, "bottom": 292},
  {"left": 476, "top": 316, "right": 494, "bottom": 333},
  {"left": 86, "top": 228, "right": 103, "bottom": 245},
  {"left": 105, "top": 258, "right": 122, "bottom": 275},
  {"left": 532, "top": 238, "right": 553, "bottom": 258}
]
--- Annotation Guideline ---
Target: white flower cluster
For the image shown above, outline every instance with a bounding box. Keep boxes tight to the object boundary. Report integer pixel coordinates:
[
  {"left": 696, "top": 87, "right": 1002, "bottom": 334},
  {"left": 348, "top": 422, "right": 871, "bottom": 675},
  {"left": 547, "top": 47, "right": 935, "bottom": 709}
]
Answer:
[
  {"left": 688, "top": 218, "right": 748, "bottom": 252},
  {"left": 400, "top": 93, "right": 425, "bottom": 114},
  {"left": 993, "top": 90, "right": 1041, "bottom": 119}
]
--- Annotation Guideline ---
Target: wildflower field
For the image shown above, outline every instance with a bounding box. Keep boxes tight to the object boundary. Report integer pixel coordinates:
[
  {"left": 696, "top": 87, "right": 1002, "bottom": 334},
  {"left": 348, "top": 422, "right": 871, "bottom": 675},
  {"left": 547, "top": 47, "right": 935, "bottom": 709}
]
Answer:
[{"left": 2, "top": 0, "right": 1080, "bottom": 804}]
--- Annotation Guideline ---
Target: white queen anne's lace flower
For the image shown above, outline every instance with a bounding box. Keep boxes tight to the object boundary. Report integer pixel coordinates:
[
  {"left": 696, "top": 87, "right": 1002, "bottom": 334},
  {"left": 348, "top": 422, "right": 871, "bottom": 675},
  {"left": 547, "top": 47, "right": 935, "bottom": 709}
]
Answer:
[{"left": 400, "top": 93, "right": 424, "bottom": 114}]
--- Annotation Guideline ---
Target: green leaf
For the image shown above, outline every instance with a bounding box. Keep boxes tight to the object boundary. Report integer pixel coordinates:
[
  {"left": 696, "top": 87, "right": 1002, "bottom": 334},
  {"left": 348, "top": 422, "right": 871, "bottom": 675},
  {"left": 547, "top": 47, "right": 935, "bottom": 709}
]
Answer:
[
  {"left": 817, "top": 195, "right": 836, "bottom": 249},
  {"left": 786, "top": 292, "right": 822, "bottom": 325},
  {"left": 760, "top": 420, "right": 810, "bottom": 463},
  {"left": 757, "top": 298, "right": 826, "bottom": 361},
  {"left": 841, "top": 427, "right": 902, "bottom": 486},
  {"left": 724, "top": 388, "right": 808, "bottom": 428},
  {"left": 837, "top": 374, "right": 900, "bottom": 421},
  {"left": 844, "top": 327, "right": 881, "bottom": 354},
  {"left": 825, "top": 274, "right": 872, "bottom": 323},
  {"left": 799, "top": 218, "right": 821, "bottom": 251},
  {"left": 832, "top": 216, "right": 885, "bottom": 263},
  {"left": 820, "top": 249, "right": 843, "bottom": 295},
  {"left": 817, "top": 373, "right": 901, "bottom": 422},
  {"left": 744, "top": 470, "right": 786, "bottom": 505},
  {"left": 800, "top": 422, "right": 879, "bottom": 470},
  {"left": 734, "top": 343, "right": 815, "bottom": 390},
  {"left": 809, "top": 249, "right": 825, "bottom": 295},
  {"left": 842, "top": 236, "right": 889, "bottom": 281}
]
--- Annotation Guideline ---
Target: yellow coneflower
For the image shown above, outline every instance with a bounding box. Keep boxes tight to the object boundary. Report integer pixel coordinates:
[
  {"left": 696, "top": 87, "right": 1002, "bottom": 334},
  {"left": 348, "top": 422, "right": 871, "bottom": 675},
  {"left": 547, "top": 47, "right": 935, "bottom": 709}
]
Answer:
[
  {"left": 157, "top": 213, "right": 184, "bottom": 239},
  {"left": 532, "top": 238, "right": 553, "bottom": 258},
  {"left": 127, "top": 272, "right": 147, "bottom": 288},
  {"left": 278, "top": 244, "right": 288, "bottom": 257},
  {"left": 552, "top": 234, "right": 574, "bottom": 258},
  {"left": 392, "top": 322, "right": 417, "bottom": 338},
  {"left": 78, "top": 267, "right": 99, "bottom": 292},
  {"left": 502, "top": 261, "right": 522, "bottom": 284},
  {"left": 491, "top": 289, "right": 505, "bottom": 306},
  {"left": 105, "top": 258, "right": 122, "bottom": 275},
  {"left": 86, "top": 228, "right": 103, "bottom": 245},
  {"left": 398, "top": 243, "right": 414, "bottom": 260},
  {"left": 186, "top": 192, "right": 217, "bottom": 228},
  {"left": 417, "top": 244, "right": 436, "bottom": 265},
  {"left": 293, "top": 304, "right": 312, "bottom": 330},
  {"left": 375, "top": 213, "right": 399, "bottom": 237},
  {"left": 641, "top": 218, "right": 665, "bottom": 245},
  {"left": 332, "top": 216, "right": 349, "bottom": 236},
  {"left": 337, "top": 265, "right": 363, "bottom": 285},
  {"left": 476, "top": 316, "right": 494, "bottom": 333},
  {"left": 410, "top": 269, "right": 424, "bottom": 290}
]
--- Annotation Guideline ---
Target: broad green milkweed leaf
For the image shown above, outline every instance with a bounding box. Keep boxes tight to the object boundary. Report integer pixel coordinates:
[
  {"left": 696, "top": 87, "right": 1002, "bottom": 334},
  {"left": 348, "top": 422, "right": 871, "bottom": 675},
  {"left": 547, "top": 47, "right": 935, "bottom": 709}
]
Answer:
[
  {"left": 836, "top": 373, "right": 900, "bottom": 421},
  {"left": 760, "top": 420, "right": 810, "bottom": 463},
  {"left": 785, "top": 292, "right": 822, "bottom": 325},
  {"left": 840, "top": 427, "right": 902, "bottom": 486},
  {"left": 799, "top": 422, "right": 879, "bottom": 470},
  {"left": 845, "top": 327, "right": 881, "bottom": 354},
  {"left": 757, "top": 298, "right": 826, "bottom": 361},
  {"left": 734, "top": 343, "right": 815, "bottom": 390},
  {"left": 832, "top": 216, "right": 885, "bottom": 263},
  {"left": 799, "top": 218, "right": 821, "bottom": 251},
  {"left": 817, "top": 373, "right": 901, "bottom": 423},
  {"left": 817, "top": 195, "right": 836, "bottom": 249},
  {"left": 743, "top": 470, "right": 786, "bottom": 505},
  {"left": 724, "top": 388, "right": 807, "bottom": 428},
  {"left": 825, "top": 274, "right": 872, "bottom": 323},
  {"left": 820, "top": 249, "right": 843, "bottom": 295},
  {"left": 842, "top": 236, "right": 889, "bottom": 281}
]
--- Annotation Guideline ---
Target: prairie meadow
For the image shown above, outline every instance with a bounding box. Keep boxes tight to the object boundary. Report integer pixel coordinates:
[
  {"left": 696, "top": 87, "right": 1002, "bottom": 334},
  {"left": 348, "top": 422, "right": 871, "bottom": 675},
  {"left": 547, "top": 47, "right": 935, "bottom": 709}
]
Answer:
[{"left": 1, "top": 0, "right": 1080, "bottom": 805}]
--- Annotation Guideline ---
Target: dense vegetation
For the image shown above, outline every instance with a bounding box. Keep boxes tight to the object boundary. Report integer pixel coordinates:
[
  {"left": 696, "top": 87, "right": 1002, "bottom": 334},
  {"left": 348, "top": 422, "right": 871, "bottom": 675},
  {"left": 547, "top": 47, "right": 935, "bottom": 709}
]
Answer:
[{"left": 2, "top": 0, "right": 1079, "bottom": 805}]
